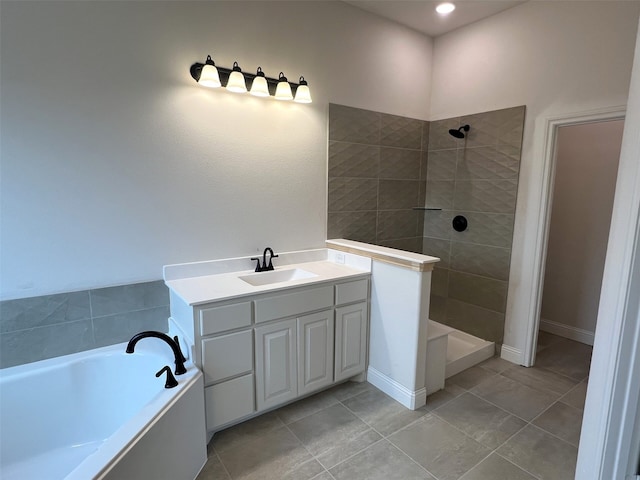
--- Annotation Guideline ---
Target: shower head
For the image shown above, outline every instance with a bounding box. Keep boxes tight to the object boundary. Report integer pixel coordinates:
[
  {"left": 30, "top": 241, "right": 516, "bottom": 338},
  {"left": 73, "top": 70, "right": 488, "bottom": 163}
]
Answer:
[{"left": 448, "top": 124, "right": 470, "bottom": 139}]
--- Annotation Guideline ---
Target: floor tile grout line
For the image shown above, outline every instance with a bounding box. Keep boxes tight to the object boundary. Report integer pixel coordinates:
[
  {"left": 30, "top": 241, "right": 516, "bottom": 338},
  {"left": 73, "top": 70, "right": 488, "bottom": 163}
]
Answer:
[
  {"left": 213, "top": 450, "right": 233, "bottom": 480},
  {"left": 493, "top": 450, "right": 543, "bottom": 480},
  {"left": 384, "top": 437, "right": 443, "bottom": 480}
]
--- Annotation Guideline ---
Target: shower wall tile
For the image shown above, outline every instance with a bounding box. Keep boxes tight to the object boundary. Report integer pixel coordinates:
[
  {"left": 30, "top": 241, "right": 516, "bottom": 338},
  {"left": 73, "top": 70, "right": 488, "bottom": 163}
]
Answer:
[
  {"left": 426, "top": 149, "right": 457, "bottom": 180},
  {"left": 461, "top": 111, "right": 501, "bottom": 147},
  {"left": 448, "top": 271, "right": 508, "bottom": 313},
  {"left": 428, "top": 118, "right": 461, "bottom": 151},
  {"left": 457, "top": 146, "right": 520, "bottom": 180},
  {"left": 327, "top": 211, "right": 377, "bottom": 243},
  {"left": 0, "top": 290, "right": 91, "bottom": 333},
  {"left": 453, "top": 179, "right": 518, "bottom": 214},
  {"left": 328, "top": 178, "right": 379, "bottom": 212},
  {"left": 377, "top": 210, "right": 420, "bottom": 240},
  {"left": 378, "top": 180, "right": 420, "bottom": 210},
  {"left": 378, "top": 237, "right": 423, "bottom": 254},
  {"left": 450, "top": 242, "right": 512, "bottom": 281},
  {"left": 329, "top": 142, "right": 379, "bottom": 178},
  {"left": 420, "top": 151, "right": 429, "bottom": 180},
  {"left": 431, "top": 268, "right": 449, "bottom": 297},
  {"left": 446, "top": 299, "right": 505, "bottom": 344},
  {"left": 496, "top": 106, "right": 526, "bottom": 147},
  {"left": 422, "top": 236, "right": 451, "bottom": 268},
  {"left": 379, "top": 147, "right": 421, "bottom": 179},
  {"left": 329, "top": 104, "right": 380, "bottom": 144},
  {"left": 380, "top": 114, "right": 423, "bottom": 149},
  {"left": 429, "top": 294, "right": 447, "bottom": 323},
  {"left": 90, "top": 280, "right": 169, "bottom": 317},
  {"left": 452, "top": 212, "right": 514, "bottom": 248},
  {"left": 425, "top": 180, "right": 455, "bottom": 209},
  {"left": 93, "top": 306, "right": 169, "bottom": 347},
  {"left": 422, "top": 122, "right": 431, "bottom": 152},
  {"left": 0, "top": 319, "right": 95, "bottom": 369},
  {"left": 423, "top": 210, "right": 453, "bottom": 241}
]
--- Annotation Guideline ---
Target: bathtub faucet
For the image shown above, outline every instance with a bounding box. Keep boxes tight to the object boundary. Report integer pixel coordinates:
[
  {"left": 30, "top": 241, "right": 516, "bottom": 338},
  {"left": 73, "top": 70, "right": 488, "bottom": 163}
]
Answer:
[{"left": 126, "top": 331, "right": 187, "bottom": 375}]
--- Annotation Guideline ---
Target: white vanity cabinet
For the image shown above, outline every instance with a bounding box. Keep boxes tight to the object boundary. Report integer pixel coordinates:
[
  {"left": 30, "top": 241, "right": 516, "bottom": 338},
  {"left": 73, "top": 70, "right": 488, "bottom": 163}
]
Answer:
[{"left": 169, "top": 274, "right": 370, "bottom": 435}]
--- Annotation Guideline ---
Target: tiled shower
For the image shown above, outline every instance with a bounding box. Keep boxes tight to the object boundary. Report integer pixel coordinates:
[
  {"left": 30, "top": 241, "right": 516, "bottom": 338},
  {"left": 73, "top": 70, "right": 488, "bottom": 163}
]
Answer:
[{"left": 328, "top": 103, "right": 525, "bottom": 345}]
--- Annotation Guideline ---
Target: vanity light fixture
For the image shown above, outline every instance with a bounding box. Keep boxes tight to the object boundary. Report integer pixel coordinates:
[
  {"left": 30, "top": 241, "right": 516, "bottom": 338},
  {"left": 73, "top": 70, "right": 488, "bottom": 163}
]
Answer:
[
  {"left": 436, "top": 2, "right": 455, "bottom": 14},
  {"left": 189, "top": 55, "right": 312, "bottom": 104}
]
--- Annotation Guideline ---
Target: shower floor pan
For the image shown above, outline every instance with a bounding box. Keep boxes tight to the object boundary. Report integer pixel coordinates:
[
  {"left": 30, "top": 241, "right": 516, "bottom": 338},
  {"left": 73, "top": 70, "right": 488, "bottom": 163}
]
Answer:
[{"left": 428, "top": 320, "right": 495, "bottom": 379}]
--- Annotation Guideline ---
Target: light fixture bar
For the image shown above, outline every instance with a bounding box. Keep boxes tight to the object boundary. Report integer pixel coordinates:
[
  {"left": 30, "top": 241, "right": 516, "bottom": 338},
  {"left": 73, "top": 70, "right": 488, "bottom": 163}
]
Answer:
[{"left": 190, "top": 58, "right": 310, "bottom": 101}]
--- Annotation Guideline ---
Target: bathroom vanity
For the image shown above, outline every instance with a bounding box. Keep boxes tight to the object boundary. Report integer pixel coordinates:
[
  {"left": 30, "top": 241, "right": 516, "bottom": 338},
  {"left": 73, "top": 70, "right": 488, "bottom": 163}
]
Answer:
[{"left": 163, "top": 249, "right": 372, "bottom": 435}]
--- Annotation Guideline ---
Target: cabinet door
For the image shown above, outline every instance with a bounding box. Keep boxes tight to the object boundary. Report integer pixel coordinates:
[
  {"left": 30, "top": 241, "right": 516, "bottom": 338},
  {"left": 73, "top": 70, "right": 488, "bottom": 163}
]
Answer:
[
  {"left": 297, "top": 310, "right": 334, "bottom": 396},
  {"left": 255, "top": 319, "right": 297, "bottom": 411},
  {"left": 335, "top": 302, "right": 368, "bottom": 382}
]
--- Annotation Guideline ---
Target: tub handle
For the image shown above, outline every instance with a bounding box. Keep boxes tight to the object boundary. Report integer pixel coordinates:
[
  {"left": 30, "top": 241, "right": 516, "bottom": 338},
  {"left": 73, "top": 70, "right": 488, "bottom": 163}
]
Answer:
[{"left": 156, "top": 365, "right": 178, "bottom": 388}]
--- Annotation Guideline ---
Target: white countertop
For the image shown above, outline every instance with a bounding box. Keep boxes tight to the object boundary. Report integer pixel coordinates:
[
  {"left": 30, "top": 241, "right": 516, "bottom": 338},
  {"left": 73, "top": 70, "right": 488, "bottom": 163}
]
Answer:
[
  {"left": 326, "top": 239, "right": 440, "bottom": 272},
  {"left": 164, "top": 249, "right": 371, "bottom": 306}
]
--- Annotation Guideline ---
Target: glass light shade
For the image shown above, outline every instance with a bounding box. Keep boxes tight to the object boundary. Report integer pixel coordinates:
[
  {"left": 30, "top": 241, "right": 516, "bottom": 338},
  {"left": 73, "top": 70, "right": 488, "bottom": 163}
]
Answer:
[
  {"left": 275, "top": 73, "right": 293, "bottom": 101},
  {"left": 294, "top": 77, "right": 312, "bottom": 104},
  {"left": 226, "top": 63, "right": 247, "bottom": 93},
  {"left": 250, "top": 72, "right": 270, "bottom": 97},
  {"left": 199, "top": 64, "right": 221, "bottom": 88}
]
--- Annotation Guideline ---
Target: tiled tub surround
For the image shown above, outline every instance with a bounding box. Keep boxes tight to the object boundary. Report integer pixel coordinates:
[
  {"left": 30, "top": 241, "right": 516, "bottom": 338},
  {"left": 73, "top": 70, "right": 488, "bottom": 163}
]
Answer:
[
  {"left": 327, "top": 104, "right": 429, "bottom": 253},
  {"left": 424, "top": 106, "right": 525, "bottom": 345},
  {"left": 0, "top": 280, "right": 169, "bottom": 368}
]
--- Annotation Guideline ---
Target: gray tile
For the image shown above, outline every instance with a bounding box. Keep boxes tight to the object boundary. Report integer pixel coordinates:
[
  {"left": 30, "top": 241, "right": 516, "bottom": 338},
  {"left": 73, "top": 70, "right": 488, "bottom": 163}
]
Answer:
[
  {"left": 217, "top": 426, "right": 312, "bottom": 480},
  {"left": 495, "top": 106, "right": 525, "bottom": 148},
  {"left": 459, "top": 453, "right": 535, "bottom": 480},
  {"left": 328, "top": 177, "right": 378, "bottom": 212},
  {"left": 453, "top": 179, "right": 518, "bottom": 214},
  {"left": 288, "top": 403, "right": 374, "bottom": 460},
  {"left": 329, "top": 104, "right": 380, "bottom": 144},
  {"left": 452, "top": 212, "right": 514, "bottom": 248},
  {"left": 378, "top": 237, "right": 422, "bottom": 254},
  {"left": 430, "top": 268, "right": 449, "bottom": 297},
  {"left": 330, "top": 440, "right": 435, "bottom": 480},
  {"left": 328, "top": 141, "right": 379, "bottom": 178},
  {"left": 445, "top": 299, "right": 505, "bottom": 344},
  {"left": 428, "top": 294, "right": 447, "bottom": 323},
  {"left": 428, "top": 118, "right": 460, "bottom": 151},
  {"left": 0, "top": 290, "right": 91, "bottom": 333},
  {"left": 423, "top": 381, "right": 467, "bottom": 410},
  {"left": 327, "top": 211, "right": 377, "bottom": 243},
  {"left": 536, "top": 330, "right": 565, "bottom": 352},
  {"left": 90, "top": 280, "right": 168, "bottom": 317},
  {"left": 471, "top": 374, "right": 559, "bottom": 421},
  {"left": 560, "top": 381, "right": 588, "bottom": 410},
  {"left": 448, "top": 365, "right": 497, "bottom": 390},
  {"left": 316, "top": 428, "right": 382, "bottom": 470},
  {"left": 497, "top": 425, "right": 578, "bottom": 480},
  {"left": 93, "top": 306, "right": 169, "bottom": 347},
  {"left": 281, "top": 459, "right": 326, "bottom": 480},
  {"left": 381, "top": 114, "right": 423, "bottom": 149},
  {"left": 421, "top": 121, "right": 431, "bottom": 152},
  {"left": 460, "top": 111, "right": 501, "bottom": 148},
  {"left": 310, "top": 473, "right": 333, "bottom": 480},
  {"left": 420, "top": 151, "right": 429, "bottom": 180},
  {"left": 342, "top": 388, "right": 428, "bottom": 436},
  {"left": 378, "top": 180, "right": 420, "bottom": 210},
  {"left": 435, "top": 393, "right": 526, "bottom": 449},
  {"left": 450, "top": 242, "right": 511, "bottom": 281},
  {"left": 276, "top": 389, "right": 339, "bottom": 424},
  {"left": 478, "top": 356, "right": 514, "bottom": 374},
  {"left": 379, "top": 147, "right": 421, "bottom": 179},
  {"left": 501, "top": 365, "right": 578, "bottom": 396},
  {"left": 426, "top": 149, "right": 457, "bottom": 180},
  {"left": 532, "top": 402, "right": 583, "bottom": 447},
  {"left": 535, "top": 338, "right": 592, "bottom": 381},
  {"left": 423, "top": 209, "right": 453, "bottom": 240},
  {"left": 0, "top": 319, "right": 95, "bottom": 368},
  {"left": 197, "top": 452, "right": 231, "bottom": 480},
  {"left": 389, "top": 414, "right": 491, "bottom": 480},
  {"left": 377, "top": 210, "right": 420, "bottom": 240},
  {"left": 448, "top": 271, "right": 508, "bottom": 313},
  {"left": 426, "top": 180, "right": 455, "bottom": 209},
  {"left": 457, "top": 146, "right": 520, "bottom": 180},
  {"left": 422, "top": 237, "right": 451, "bottom": 268},
  {"left": 327, "top": 380, "right": 377, "bottom": 401},
  {"left": 212, "top": 411, "right": 285, "bottom": 454}
]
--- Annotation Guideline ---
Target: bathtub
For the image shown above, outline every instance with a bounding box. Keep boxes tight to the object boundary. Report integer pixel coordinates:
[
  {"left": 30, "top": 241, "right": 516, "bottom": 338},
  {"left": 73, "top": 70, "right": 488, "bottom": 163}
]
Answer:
[{"left": 0, "top": 340, "right": 207, "bottom": 480}]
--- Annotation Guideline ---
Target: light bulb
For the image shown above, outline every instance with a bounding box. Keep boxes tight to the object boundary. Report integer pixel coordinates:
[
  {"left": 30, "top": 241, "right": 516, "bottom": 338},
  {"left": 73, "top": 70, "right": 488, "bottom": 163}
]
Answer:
[{"left": 198, "top": 55, "right": 221, "bottom": 88}]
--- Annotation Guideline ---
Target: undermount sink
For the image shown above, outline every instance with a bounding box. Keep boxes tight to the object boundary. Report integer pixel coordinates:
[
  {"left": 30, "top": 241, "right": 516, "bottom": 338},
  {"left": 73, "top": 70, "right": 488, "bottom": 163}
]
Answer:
[{"left": 239, "top": 268, "right": 318, "bottom": 287}]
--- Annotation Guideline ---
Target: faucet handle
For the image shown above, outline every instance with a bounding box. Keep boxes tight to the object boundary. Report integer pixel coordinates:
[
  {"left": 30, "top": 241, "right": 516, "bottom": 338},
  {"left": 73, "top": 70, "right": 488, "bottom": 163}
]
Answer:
[
  {"left": 173, "top": 335, "right": 187, "bottom": 362},
  {"left": 156, "top": 365, "right": 178, "bottom": 388},
  {"left": 250, "top": 257, "right": 262, "bottom": 272},
  {"left": 266, "top": 253, "right": 279, "bottom": 271}
]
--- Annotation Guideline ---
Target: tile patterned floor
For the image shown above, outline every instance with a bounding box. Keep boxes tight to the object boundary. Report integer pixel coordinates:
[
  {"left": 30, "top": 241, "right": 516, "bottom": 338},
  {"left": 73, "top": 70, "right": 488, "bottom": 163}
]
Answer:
[{"left": 198, "top": 332, "right": 591, "bottom": 480}]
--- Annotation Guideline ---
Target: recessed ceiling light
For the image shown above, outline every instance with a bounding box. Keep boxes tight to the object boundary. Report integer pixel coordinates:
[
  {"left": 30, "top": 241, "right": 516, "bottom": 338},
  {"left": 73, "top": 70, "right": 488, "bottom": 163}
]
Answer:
[{"left": 436, "top": 2, "right": 456, "bottom": 15}]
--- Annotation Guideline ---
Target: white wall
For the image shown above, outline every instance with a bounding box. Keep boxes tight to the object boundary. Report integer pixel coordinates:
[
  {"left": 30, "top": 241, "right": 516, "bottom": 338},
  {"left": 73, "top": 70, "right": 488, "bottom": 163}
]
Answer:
[
  {"left": 0, "top": 1, "right": 432, "bottom": 300},
  {"left": 430, "top": 1, "right": 640, "bottom": 359},
  {"left": 541, "top": 121, "right": 624, "bottom": 340}
]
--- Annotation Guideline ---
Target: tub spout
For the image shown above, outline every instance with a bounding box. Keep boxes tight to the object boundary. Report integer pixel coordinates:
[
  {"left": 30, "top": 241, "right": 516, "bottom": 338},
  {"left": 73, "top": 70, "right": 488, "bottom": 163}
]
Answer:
[{"left": 126, "top": 331, "right": 187, "bottom": 375}]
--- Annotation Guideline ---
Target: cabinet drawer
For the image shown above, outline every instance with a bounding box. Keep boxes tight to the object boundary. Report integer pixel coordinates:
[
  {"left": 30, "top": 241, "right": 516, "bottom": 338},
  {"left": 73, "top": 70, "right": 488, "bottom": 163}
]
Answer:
[
  {"left": 202, "top": 330, "right": 253, "bottom": 384},
  {"left": 254, "top": 285, "right": 333, "bottom": 324},
  {"left": 335, "top": 279, "right": 368, "bottom": 306},
  {"left": 205, "top": 374, "right": 254, "bottom": 431},
  {"left": 199, "top": 301, "right": 252, "bottom": 336}
]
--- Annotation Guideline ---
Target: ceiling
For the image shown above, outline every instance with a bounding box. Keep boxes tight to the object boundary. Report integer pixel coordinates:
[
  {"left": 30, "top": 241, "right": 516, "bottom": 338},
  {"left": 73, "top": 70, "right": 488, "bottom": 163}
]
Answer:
[{"left": 344, "top": 0, "right": 527, "bottom": 37}]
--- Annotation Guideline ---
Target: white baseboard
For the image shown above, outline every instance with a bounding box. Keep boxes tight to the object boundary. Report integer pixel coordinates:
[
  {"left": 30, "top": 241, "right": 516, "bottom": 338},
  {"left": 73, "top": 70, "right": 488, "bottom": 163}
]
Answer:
[
  {"left": 500, "top": 344, "right": 523, "bottom": 365},
  {"left": 540, "top": 318, "right": 594, "bottom": 346},
  {"left": 367, "top": 367, "right": 426, "bottom": 410}
]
